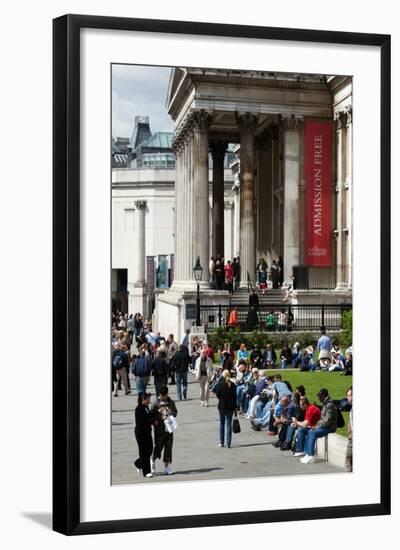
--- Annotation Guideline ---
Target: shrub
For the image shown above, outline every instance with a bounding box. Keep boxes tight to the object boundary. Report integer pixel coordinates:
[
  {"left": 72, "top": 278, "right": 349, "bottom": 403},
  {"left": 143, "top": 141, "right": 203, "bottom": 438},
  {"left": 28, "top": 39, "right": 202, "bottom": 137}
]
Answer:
[{"left": 341, "top": 309, "right": 353, "bottom": 349}]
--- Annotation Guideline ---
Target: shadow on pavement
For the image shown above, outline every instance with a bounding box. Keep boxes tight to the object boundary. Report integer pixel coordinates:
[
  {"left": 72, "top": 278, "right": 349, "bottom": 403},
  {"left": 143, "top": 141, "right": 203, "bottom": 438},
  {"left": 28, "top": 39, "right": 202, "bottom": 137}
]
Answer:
[{"left": 166, "top": 467, "right": 223, "bottom": 475}]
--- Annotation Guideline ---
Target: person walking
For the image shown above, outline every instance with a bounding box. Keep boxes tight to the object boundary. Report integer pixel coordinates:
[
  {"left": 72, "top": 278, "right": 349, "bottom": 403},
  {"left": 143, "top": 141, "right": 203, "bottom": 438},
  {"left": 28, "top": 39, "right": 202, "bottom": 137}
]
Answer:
[
  {"left": 112, "top": 342, "right": 131, "bottom": 397},
  {"left": 194, "top": 349, "right": 214, "bottom": 406},
  {"left": 172, "top": 345, "right": 190, "bottom": 400},
  {"left": 166, "top": 334, "right": 178, "bottom": 385},
  {"left": 150, "top": 350, "right": 169, "bottom": 396},
  {"left": 131, "top": 348, "right": 151, "bottom": 396},
  {"left": 215, "top": 370, "right": 237, "bottom": 448},
  {"left": 134, "top": 392, "right": 154, "bottom": 478},
  {"left": 151, "top": 386, "right": 177, "bottom": 475}
]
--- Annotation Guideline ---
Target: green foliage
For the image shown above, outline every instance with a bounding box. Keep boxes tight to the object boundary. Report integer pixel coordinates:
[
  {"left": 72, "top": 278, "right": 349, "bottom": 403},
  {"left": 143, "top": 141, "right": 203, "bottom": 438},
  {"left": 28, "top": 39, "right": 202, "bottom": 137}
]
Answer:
[
  {"left": 208, "top": 326, "right": 319, "bottom": 352},
  {"left": 341, "top": 310, "right": 353, "bottom": 349}
]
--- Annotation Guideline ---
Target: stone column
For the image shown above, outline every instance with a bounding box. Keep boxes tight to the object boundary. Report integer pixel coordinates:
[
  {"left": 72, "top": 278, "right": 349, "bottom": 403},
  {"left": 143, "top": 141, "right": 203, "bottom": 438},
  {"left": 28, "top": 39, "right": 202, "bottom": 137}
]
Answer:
[
  {"left": 335, "top": 111, "right": 347, "bottom": 289},
  {"left": 236, "top": 112, "right": 258, "bottom": 288},
  {"left": 345, "top": 106, "right": 352, "bottom": 289},
  {"left": 210, "top": 140, "right": 226, "bottom": 259},
  {"left": 282, "top": 115, "right": 303, "bottom": 282},
  {"left": 133, "top": 200, "right": 147, "bottom": 315},
  {"left": 233, "top": 174, "right": 240, "bottom": 257},
  {"left": 224, "top": 201, "right": 234, "bottom": 259},
  {"left": 192, "top": 110, "right": 213, "bottom": 285},
  {"left": 171, "top": 136, "right": 184, "bottom": 284}
]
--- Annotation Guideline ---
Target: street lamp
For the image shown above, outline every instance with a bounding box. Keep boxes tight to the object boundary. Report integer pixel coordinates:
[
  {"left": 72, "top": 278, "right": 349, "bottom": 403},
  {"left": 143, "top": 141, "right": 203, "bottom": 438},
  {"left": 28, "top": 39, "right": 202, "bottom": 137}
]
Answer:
[{"left": 193, "top": 256, "right": 203, "bottom": 326}]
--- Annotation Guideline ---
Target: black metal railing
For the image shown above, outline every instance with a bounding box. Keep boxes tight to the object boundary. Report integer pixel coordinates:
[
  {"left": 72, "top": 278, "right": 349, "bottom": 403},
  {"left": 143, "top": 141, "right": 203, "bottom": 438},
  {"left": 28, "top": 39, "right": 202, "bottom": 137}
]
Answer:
[{"left": 198, "top": 303, "right": 352, "bottom": 332}]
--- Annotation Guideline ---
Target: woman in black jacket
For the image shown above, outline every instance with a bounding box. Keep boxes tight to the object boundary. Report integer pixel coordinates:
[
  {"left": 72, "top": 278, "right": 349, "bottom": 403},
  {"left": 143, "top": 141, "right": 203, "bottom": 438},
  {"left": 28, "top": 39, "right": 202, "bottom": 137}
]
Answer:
[
  {"left": 134, "top": 392, "right": 154, "bottom": 478},
  {"left": 216, "top": 370, "right": 237, "bottom": 448}
]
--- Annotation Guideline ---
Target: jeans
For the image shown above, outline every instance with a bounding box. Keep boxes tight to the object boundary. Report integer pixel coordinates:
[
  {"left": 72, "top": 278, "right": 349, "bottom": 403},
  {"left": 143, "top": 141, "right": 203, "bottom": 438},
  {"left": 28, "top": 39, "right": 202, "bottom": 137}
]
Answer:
[
  {"left": 219, "top": 411, "right": 234, "bottom": 447},
  {"left": 176, "top": 372, "right": 188, "bottom": 400},
  {"left": 284, "top": 424, "right": 296, "bottom": 444},
  {"left": 281, "top": 359, "right": 287, "bottom": 369},
  {"left": 135, "top": 376, "right": 148, "bottom": 396},
  {"left": 297, "top": 426, "right": 334, "bottom": 456}
]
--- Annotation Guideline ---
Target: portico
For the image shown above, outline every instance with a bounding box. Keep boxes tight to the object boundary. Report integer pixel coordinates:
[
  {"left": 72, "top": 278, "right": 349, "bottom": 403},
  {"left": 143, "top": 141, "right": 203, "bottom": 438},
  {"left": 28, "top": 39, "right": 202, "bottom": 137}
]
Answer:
[{"left": 153, "top": 68, "right": 353, "bottom": 337}]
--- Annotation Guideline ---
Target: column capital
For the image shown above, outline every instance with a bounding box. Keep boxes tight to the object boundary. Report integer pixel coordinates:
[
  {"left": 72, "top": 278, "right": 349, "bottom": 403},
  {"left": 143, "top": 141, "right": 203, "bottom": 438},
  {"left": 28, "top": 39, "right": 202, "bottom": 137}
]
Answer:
[
  {"left": 224, "top": 200, "right": 234, "bottom": 209},
  {"left": 209, "top": 139, "right": 227, "bottom": 162},
  {"left": 134, "top": 200, "right": 147, "bottom": 210},
  {"left": 192, "top": 109, "right": 213, "bottom": 132},
  {"left": 282, "top": 114, "right": 304, "bottom": 130},
  {"left": 344, "top": 105, "right": 352, "bottom": 126},
  {"left": 334, "top": 110, "right": 347, "bottom": 130},
  {"left": 235, "top": 111, "right": 259, "bottom": 134}
]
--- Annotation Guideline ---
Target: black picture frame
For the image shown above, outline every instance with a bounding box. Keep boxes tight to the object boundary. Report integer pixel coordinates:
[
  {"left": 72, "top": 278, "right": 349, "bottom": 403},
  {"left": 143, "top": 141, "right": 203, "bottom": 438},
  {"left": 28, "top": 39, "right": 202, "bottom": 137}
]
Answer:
[{"left": 53, "top": 14, "right": 391, "bottom": 535}]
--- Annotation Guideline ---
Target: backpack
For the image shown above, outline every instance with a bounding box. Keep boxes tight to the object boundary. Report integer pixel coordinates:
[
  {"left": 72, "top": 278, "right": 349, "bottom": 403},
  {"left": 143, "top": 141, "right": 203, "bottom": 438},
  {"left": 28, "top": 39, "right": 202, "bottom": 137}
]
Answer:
[
  {"left": 336, "top": 406, "right": 345, "bottom": 428},
  {"left": 112, "top": 353, "right": 124, "bottom": 370}
]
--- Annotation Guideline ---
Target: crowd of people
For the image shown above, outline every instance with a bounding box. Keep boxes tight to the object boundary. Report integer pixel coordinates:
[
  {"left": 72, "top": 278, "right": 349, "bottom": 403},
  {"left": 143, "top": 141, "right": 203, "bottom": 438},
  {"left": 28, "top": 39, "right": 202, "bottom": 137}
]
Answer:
[{"left": 112, "top": 313, "right": 353, "bottom": 477}]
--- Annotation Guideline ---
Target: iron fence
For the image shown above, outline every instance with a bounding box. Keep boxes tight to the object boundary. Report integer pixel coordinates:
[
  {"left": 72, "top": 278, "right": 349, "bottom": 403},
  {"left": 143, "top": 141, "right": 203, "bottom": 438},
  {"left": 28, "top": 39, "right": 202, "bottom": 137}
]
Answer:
[{"left": 198, "top": 303, "right": 352, "bottom": 332}]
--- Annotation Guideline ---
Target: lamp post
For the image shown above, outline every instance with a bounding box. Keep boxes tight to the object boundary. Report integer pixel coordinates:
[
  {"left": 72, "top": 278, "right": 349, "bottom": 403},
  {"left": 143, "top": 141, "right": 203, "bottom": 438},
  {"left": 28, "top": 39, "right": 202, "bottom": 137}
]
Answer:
[{"left": 193, "top": 256, "right": 203, "bottom": 327}]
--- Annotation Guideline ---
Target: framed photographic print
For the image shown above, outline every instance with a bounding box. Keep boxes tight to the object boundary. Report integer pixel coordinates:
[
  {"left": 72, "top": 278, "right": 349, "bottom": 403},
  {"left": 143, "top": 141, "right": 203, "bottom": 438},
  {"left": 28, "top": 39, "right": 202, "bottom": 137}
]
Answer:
[{"left": 53, "top": 14, "right": 391, "bottom": 535}]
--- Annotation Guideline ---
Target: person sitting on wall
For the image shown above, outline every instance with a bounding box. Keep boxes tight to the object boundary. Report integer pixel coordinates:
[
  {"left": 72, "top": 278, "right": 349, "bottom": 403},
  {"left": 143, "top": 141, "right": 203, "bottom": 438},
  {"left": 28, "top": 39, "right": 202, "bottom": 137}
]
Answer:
[
  {"left": 300, "top": 346, "right": 316, "bottom": 372},
  {"left": 291, "top": 342, "right": 302, "bottom": 368},
  {"left": 262, "top": 343, "right": 277, "bottom": 369},
  {"left": 280, "top": 343, "right": 293, "bottom": 369},
  {"left": 250, "top": 344, "right": 263, "bottom": 368}
]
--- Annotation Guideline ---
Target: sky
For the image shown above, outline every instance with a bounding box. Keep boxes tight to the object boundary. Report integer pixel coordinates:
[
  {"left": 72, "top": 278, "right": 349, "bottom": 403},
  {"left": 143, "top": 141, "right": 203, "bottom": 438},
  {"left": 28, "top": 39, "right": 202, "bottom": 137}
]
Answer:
[{"left": 112, "top": 64, "right": 174, "bottom": 139}]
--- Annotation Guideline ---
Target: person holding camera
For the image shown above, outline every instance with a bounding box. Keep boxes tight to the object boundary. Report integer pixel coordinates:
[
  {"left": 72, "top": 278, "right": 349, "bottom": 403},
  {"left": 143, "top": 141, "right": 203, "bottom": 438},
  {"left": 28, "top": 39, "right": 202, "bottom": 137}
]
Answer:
[{"left": 150, "top": 386, "right": 177, "bottom": 475}]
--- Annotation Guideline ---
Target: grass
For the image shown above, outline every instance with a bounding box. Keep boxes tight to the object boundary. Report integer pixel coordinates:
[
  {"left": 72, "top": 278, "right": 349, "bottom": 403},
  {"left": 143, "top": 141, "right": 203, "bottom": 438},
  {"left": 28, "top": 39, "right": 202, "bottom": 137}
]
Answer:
[{"left": 263, "top": 369, "right": 352, "bottom": 437}]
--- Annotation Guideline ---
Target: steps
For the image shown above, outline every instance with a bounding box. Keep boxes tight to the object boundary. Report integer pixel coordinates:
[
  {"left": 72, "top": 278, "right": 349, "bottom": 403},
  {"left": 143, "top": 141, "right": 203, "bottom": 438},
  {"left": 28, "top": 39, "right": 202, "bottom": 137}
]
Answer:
[{"left": 229, "top": 288, "right": 287, "bottom": 306}]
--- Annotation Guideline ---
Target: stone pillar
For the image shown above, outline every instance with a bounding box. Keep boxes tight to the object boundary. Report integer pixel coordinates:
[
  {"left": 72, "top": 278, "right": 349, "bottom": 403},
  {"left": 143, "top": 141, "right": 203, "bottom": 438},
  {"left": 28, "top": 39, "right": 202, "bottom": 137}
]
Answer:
[
  {"left": 345, "top": 106, "right": 352, "bottom": 289},
  {"left": 224, "top": 201, "right": 234, "bottom": 259},
  {"left": 236, "top": 112, "right": 258, "bottom": 288},
  {"left": 335, "top": 111, "right": 347, "bottom": 289},
  {"left": 282, "top": 115, "right": 303, "bottom": 282},
  {"left": 172, "top": 136, "right": 184, "bottom": 284},
  {"left": 192, "top": 110, "right": 213, "bottom": 285},
  {"left": 133, "top": 200, "right": 147, "bottom": 315},
  {"left": 233, "top": 174, "right": 240, "bottom": 257},
  {"left": 210, "top": 140, "right": 226, "bottom": 259}
]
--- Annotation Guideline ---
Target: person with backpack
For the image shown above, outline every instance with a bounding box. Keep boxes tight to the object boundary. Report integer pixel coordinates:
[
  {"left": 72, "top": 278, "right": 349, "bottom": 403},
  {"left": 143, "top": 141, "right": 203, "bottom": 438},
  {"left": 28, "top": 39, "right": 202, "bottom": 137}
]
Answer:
[
  {"left": 112, "top": 342, "right": 131, "bottom": 397},
  {"left": 298, "top": 388, "right": 338, "bottom": 464},
  {"left": 150, "top": 349, "right": 169, "bottom": 397},
  {"left": 215, "top": 370, "right": 237, "bottom": 448},
  {"left": 131, "top": 348, "right": 151, "bottom": 396}
]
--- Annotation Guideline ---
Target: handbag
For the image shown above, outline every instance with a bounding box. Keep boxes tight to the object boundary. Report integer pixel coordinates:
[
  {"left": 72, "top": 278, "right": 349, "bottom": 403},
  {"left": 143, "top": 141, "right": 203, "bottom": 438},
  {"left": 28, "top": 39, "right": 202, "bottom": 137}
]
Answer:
[
  {"left": 164, "top": 414, "right": 178, "bottom": 433},
  {"left": 232, "top": 410, "right": 241, "bottom": 434}
]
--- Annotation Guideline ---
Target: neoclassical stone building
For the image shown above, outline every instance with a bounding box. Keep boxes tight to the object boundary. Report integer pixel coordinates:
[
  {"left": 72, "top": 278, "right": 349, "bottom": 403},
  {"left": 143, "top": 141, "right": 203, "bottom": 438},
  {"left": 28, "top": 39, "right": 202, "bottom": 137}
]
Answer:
[{"left": 153, "top": 68, "right": 352, "bottom": 337}]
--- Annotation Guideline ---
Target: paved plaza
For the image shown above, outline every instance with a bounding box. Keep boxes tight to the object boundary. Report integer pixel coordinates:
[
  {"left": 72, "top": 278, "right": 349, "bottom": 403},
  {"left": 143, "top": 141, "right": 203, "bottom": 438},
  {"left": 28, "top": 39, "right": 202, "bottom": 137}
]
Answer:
[{"left": 112, "top": 374, "right": 345, "bottom": 485}]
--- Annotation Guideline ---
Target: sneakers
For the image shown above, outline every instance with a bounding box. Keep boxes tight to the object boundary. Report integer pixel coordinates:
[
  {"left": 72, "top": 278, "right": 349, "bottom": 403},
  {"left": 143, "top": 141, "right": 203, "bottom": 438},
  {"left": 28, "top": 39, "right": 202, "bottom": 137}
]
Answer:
[
  {"left": 272, "top": 440, "right": 281, "bottom": 448},
  {"left": 293, "top": 452, "right": 305, "bottom": 457},
  {"left": 204, "top": 402, "right": 209, "bottom": 407},
  {"left": 164, "top": 465, "right": 173, "bottom": 475},
  {"left": 300, "top": 455, "right": 315, "bottom": 464},
  {"left": 219, "top": 443, "right": 225, "bottom": 447},
  {"left": 145, "top": 473, "right": 153, "bottom": 478},
  {"left": 125, "top": 390, "right": 132, "bottom": 395},
  {"left": 150, "top": 459, "right": 155, "bottom": 473}
]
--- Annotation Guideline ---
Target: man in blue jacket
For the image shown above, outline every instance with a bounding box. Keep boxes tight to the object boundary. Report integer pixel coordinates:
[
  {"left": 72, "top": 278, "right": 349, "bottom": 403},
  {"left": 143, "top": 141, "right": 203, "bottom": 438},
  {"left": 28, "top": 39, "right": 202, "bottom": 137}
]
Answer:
[{"left": 131, "top": 349, "right": 151, "bottom": 396}]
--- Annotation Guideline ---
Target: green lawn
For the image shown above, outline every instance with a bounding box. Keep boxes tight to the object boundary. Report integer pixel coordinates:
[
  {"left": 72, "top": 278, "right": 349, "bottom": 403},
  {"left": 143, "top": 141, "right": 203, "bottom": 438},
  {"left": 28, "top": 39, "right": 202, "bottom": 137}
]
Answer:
[{"left": 263, "top": 369, "right": 352, "bottom": 437}]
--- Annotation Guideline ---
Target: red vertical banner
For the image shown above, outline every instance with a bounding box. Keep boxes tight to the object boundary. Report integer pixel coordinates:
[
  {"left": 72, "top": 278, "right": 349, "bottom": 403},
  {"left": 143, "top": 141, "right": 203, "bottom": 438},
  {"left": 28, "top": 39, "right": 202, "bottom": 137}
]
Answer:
[{"left": 305, "top": 121, "right": 332, "bottom": 266}]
